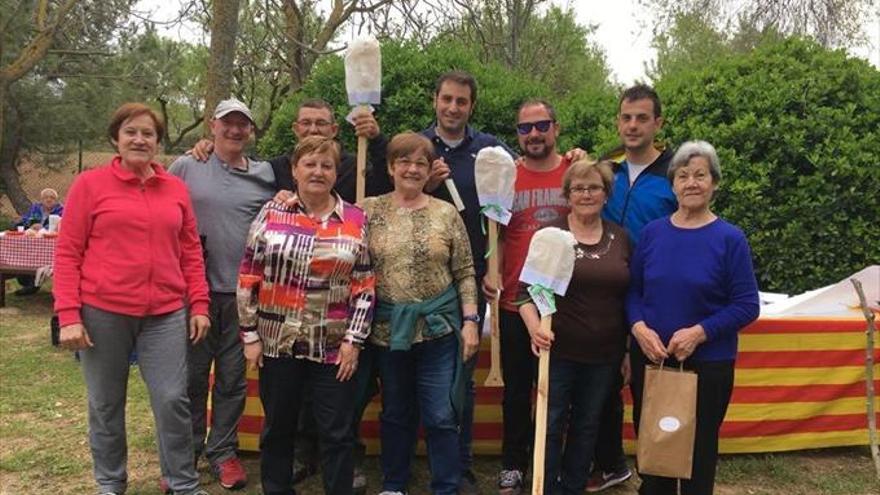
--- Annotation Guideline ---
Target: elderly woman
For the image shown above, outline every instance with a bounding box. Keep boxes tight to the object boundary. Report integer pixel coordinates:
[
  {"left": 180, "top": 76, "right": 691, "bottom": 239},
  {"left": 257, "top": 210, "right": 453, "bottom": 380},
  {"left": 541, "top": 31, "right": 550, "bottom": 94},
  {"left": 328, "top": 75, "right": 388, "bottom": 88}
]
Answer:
[
  {"left": 15, "top": 187, "right": 63, "bottom": 230},
  {"left": 521, "top": 159, "right": 631, "bottom": 494},
  {"left": 361, "top": 132, "right": 479, "bottom": 495},
  {"left": 628, "top": 140, "right": 760, "bottom": 495},
  {"left": 237, "top": 135, "right": 374, "bottom": 495},
  {"left": 13, "top": 188, "right": 64, "bottom": 295},
  {"left": 54, "top": 103, "right": 211, "bottom": 495}
]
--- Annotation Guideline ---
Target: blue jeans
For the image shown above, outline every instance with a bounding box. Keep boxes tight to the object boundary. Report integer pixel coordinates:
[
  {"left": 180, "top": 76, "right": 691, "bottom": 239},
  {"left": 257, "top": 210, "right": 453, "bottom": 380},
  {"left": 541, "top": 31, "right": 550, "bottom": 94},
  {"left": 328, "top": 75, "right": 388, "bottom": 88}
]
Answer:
[
  {"left": 545, "top": 356, "right": 616, "bottom": 495},
  {"left": 377, "top": 334, "right": 461, "bottom": 495}
]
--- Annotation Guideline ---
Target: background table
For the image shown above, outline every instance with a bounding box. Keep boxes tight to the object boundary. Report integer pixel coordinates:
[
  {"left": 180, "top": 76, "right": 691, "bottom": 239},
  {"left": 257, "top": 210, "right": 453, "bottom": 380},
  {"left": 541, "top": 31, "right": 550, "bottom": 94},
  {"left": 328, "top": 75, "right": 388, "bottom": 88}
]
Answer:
[{"left": 0, "top": 234, "right": 56, "bottom": 306}]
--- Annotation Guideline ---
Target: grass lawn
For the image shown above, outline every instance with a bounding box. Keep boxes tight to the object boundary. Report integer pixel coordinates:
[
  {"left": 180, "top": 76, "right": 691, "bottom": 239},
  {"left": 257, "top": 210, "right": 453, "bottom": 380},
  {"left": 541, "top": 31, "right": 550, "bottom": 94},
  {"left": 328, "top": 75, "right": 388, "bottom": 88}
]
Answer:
[{"left": 1, "top": 287, "right": 878, "bottom": 494}]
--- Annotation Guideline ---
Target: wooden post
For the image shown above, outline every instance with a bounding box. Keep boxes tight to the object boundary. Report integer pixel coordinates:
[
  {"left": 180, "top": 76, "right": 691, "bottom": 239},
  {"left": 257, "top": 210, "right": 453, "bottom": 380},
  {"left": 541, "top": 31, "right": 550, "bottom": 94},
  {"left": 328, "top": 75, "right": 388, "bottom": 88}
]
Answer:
[
  {"left": 484, "top": 219, "right": 503, "bottom": 387},
  {"left": 532, "top": 315, "right": 553, "bottom": 495},
  {"left": 355, "top": 105, "right": 368, "bottom": 204},
  {"left": 850, "top": 278, "right": 880, "bottom": 479}
]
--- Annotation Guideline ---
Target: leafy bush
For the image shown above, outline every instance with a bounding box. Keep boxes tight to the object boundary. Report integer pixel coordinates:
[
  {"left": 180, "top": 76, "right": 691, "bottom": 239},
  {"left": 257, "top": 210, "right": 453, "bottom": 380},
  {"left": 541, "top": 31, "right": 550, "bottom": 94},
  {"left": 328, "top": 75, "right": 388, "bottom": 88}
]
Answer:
[
  {"left": 657, "top": 38, "right": 880, "bottom": 293},
  {"left": 259, "top": 39, "right": 615, "bottom": 158}
]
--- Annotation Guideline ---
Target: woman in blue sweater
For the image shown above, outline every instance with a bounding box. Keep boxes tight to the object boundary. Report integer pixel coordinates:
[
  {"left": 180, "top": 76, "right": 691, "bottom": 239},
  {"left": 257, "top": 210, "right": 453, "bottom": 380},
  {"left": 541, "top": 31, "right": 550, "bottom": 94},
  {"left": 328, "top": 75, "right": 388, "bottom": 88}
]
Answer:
[{"left": 627, "top": 140, "right": 759, "bottom": 495}]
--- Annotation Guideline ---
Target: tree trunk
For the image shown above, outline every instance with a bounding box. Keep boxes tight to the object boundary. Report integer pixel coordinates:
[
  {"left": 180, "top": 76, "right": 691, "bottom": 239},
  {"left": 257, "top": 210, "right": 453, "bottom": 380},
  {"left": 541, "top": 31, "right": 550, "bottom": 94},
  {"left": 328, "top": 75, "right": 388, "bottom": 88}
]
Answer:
[
  {"left": 203, "top": 0, "right": 242, "bottom": 133},
  {"left": 0, "top": 89, "right": 30, "bottom": 214}
]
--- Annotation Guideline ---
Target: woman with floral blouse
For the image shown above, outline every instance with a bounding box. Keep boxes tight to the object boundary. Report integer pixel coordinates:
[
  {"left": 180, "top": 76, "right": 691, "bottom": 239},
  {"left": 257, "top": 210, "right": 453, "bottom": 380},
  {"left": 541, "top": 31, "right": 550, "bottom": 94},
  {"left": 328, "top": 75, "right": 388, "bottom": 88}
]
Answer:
[{"left": 237, "top": 135, "right": 375, "bottom": 495}]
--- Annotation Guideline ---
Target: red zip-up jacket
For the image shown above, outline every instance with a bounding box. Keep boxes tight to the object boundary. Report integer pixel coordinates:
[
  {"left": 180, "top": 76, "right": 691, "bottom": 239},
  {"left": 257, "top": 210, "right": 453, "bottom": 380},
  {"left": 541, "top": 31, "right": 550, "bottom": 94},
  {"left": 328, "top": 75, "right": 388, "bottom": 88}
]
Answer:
[{"left": 53, "top": 157, "right": 210, "bottom": 327}]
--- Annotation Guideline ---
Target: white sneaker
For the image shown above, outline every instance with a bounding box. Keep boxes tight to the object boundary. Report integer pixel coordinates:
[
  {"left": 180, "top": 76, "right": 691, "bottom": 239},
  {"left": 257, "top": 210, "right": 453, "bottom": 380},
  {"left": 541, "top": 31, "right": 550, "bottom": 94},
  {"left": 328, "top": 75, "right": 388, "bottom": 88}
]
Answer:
[{"left": 497, "top": 469, "right": 524, "bottom": 494}]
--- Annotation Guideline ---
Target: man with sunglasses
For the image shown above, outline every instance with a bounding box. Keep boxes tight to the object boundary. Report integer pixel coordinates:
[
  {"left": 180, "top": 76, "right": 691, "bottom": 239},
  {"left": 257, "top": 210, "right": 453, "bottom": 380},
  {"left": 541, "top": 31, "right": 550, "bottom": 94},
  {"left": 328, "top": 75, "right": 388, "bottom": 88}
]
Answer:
[
  {"left": 585, "top": 84, "right": 677, "bottom": 493},
  {"left": 493, "top": 99, "right": 572, "bottom": 495}
]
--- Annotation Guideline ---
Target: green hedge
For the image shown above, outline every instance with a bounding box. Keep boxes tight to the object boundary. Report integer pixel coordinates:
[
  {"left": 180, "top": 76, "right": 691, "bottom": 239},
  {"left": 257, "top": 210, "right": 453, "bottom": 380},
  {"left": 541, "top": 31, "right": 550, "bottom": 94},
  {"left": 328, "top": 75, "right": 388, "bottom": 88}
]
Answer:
[
  {"left": 259, "top": 36, "right": 878, "bottom": 294},
  {"left": 258, "top": 39, "right": 616, "bottom": 159},
  {"left": 657, "top": 38, "right": 880, "bottom": 293}
]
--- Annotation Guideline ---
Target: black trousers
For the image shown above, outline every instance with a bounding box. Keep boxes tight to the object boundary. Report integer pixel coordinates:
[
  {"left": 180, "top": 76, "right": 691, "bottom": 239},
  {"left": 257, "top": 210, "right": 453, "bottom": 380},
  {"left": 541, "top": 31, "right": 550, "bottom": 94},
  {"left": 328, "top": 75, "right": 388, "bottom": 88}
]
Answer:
[
  {"left": 592, "top": 357, "right": 628, "bottom": 473},
  {"left": 630, "top": 346, "right": 735, "bottom": 495},
  {"left": 259, "top": 356, "right": 355, "bottom": 495},
  {"left": 499, "top": 309, "right": 538, "bottom": 471}
]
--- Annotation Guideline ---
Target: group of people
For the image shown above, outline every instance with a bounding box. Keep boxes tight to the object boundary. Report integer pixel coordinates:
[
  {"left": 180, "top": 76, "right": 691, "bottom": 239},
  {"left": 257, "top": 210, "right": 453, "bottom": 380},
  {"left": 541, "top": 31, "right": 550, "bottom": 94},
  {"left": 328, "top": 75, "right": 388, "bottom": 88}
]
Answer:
[{"left": 54, "top": 69, "right": 759, "bottom": 495}]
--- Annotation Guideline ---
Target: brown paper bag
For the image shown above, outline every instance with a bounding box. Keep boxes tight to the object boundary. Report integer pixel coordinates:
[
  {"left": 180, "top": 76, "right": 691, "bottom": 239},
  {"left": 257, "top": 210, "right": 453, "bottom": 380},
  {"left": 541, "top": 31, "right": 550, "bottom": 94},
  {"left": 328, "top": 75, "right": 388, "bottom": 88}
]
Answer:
[{"left": 636, "top": 364, "right": 698, "bottom": 479}]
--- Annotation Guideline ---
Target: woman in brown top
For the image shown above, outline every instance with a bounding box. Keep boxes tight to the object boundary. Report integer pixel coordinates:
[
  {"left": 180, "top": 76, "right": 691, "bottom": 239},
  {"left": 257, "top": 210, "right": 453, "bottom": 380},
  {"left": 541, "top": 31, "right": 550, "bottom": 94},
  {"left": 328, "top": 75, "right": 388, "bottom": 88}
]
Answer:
[{"left": 519, "top": 159, "right": 631, "bottom": 494}]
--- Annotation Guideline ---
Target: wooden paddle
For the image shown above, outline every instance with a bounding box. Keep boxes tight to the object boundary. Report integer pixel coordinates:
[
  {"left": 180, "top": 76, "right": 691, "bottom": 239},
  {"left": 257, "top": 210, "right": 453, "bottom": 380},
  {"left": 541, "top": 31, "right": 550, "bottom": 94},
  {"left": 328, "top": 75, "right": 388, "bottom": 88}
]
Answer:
[
  {"left": 484, "top": 218, "right": 504, "bottom": 387},
  {"left": 532, "top": 315, "right": 553, "bottom": 495}
]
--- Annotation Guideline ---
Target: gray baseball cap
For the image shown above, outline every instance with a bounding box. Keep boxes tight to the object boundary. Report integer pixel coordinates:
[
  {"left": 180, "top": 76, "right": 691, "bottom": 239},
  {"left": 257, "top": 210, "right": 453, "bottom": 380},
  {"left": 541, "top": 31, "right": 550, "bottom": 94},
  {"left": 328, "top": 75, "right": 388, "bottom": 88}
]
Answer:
[{"left": 213, "top": 98, "right": 255, "bottom": 124}]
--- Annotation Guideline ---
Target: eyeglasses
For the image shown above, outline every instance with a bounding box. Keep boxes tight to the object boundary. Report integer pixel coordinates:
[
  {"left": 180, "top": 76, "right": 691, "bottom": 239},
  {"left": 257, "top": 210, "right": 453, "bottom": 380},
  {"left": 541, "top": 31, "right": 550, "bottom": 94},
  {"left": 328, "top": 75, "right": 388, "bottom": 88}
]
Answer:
[
  {"left": 296, "top": 119, "right": 333, "bottom": 129},
  {"left": 570, "top": 185, "right": 605, "bottom": 196},
  {"left": 516, "top": 119, "right": 554, "bottom": 135},
  {"left": 394, "top": 158, "right": 431, "bottom": 169}
]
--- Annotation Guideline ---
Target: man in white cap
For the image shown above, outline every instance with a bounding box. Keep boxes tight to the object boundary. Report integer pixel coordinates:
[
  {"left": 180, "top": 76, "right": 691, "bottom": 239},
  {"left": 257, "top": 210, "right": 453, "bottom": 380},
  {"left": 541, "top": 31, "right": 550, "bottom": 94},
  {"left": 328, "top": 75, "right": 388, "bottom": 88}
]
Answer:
[{"left": 168, "top": 97, "right": 276, "bottom": 491}]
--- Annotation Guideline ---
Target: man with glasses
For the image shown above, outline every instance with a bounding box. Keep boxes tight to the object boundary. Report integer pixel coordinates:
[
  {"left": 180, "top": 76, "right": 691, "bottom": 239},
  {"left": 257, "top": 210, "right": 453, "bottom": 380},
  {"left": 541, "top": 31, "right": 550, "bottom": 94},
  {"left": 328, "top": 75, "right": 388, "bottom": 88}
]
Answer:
[
  {"left": 585, "top": 84, "right": 676, "bottom": 493},
  {"left": 190, "top": 98, "right": 389, "bottom": 200},
  {"left": 493, "top": 99, "right": 572, "bottom": 495},
  {"left": 270, "top": 98, "right": 391, "bottom": 198}
]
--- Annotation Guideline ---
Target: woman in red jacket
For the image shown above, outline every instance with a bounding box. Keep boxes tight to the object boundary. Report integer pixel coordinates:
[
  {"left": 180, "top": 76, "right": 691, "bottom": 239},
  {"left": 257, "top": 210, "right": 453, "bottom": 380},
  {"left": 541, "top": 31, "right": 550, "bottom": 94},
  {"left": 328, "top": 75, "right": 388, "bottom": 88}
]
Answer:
[{"left": 54, "top": 103, "right": 212, "bottom": 495}]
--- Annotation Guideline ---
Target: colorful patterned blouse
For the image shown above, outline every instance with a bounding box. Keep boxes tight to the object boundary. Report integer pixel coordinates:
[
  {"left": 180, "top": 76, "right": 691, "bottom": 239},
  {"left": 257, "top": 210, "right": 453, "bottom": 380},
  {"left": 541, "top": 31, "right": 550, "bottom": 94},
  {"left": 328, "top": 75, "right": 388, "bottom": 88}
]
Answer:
[
  {"left": 362, "top": 194, "right": 478, "bottom": 346},
  {"left": 237, "top": 194, "right": 375, "bottom": 363}
]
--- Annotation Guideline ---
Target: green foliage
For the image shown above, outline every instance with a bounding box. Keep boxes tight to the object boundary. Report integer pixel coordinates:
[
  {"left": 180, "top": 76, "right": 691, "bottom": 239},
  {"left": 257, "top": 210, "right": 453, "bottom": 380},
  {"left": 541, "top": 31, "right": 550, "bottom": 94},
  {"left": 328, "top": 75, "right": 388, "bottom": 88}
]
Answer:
[
  {"left": 259, "top": 39, "right": 531, "bottom": 156},
  {"left": 556, "top": 84, "right": 619, "bottom": 157},
  {"left": 657, "top": 37, "right": 880, "bottom": 293}
]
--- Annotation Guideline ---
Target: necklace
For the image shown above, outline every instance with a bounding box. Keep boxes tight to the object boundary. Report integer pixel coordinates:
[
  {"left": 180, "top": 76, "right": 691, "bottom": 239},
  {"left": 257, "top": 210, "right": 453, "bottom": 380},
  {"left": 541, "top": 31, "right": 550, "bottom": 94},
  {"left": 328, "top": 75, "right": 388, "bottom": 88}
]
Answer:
[{"left": 575, "top": 231, "right": 615, "bottom": 259}]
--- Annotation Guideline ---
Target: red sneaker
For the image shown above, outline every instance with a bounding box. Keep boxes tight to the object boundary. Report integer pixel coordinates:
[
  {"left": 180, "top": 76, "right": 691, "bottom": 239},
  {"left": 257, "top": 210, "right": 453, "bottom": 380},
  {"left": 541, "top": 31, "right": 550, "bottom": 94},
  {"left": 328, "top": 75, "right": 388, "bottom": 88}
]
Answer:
[
  {"left": 214, "top": 456, "right": 248, "bottom": 490},
  {"left": 159, "top": 477, "right": 171, "bottom": 494}
]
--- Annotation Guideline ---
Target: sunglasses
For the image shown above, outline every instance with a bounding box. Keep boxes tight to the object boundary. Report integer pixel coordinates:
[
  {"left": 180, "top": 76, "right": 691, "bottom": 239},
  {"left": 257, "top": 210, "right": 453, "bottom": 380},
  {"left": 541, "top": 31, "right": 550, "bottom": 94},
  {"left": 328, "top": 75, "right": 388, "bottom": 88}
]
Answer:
[{"left": 516, "top": 119, "right": 554, "bottom": 135}]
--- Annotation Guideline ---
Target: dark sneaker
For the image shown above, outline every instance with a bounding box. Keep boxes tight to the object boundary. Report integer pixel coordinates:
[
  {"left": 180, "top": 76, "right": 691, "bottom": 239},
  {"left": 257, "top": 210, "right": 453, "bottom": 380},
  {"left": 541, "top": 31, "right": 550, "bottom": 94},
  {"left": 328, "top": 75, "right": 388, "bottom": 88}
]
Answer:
[
  {"left": 497, "top": 469, "right": 523, "bottom": 495},
  {"left": 459, "top": 469, "right": 480, "bottom": 494},
  {"left": 213, "top": 456, "right": 247, "bottom": 490},
  {"left": 585, "top": 467, "right": 632, "bottom": 492},
  {"left": 14, "top": 286, "right": 39, "bottom": 296}
]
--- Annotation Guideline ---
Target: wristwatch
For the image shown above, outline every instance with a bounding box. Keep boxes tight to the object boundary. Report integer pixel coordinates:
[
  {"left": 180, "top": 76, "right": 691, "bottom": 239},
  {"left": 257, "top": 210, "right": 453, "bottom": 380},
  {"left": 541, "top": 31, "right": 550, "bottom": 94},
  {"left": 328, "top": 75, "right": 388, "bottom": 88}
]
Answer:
[{"left": 462, "top": 314, "right": 481, "bottom": 324}]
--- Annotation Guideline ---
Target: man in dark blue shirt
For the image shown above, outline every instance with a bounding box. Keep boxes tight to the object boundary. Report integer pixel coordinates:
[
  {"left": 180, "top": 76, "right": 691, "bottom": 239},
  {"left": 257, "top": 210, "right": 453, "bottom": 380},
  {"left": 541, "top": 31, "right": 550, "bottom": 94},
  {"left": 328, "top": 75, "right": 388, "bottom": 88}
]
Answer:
[
  {"left": 369, "top": 70, "right": 515, "bottom": 494},
  {"left": 423, "top": 71, "right": 514, "bottom": 494}
]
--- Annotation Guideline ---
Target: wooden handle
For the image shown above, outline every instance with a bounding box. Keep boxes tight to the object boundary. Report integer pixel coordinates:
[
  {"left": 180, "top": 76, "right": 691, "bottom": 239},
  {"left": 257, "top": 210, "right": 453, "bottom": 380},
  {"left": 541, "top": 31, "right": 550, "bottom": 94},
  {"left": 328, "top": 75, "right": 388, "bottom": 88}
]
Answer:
[
  {"left": 356, "top": 134, "right": 367, "bottom": 204},
  {"left": 484, "top": 219, "right": 503, "bottom": 387},
  {"left": 532, "top": 315, "right": 552, "bottom": 495}
]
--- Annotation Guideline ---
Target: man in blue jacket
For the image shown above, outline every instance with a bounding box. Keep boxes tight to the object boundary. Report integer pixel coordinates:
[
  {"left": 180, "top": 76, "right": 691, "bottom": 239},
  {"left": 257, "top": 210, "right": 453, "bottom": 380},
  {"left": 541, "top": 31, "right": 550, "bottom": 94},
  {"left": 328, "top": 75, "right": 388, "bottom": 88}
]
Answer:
[{"left": 589, "top": 84, "right": 677, "bottom": 492}]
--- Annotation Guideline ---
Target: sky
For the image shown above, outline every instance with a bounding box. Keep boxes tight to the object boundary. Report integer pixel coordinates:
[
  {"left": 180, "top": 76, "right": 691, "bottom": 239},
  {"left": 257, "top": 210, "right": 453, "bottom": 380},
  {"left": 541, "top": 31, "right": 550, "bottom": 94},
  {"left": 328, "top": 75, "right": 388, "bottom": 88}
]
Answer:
[{"left": 139, "top": 0, "right": 880, "bottom": 86}]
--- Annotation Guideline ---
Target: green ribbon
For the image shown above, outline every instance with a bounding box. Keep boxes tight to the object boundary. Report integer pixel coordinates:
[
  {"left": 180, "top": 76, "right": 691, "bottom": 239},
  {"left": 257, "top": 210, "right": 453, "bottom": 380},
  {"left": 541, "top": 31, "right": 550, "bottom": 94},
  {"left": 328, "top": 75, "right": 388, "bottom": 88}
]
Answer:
[
  {"left": 480, "top": 204, "right": 505, "bottom": 259},
  {"left": 527, "top": 283, "right": 557, "bottom": 315}
]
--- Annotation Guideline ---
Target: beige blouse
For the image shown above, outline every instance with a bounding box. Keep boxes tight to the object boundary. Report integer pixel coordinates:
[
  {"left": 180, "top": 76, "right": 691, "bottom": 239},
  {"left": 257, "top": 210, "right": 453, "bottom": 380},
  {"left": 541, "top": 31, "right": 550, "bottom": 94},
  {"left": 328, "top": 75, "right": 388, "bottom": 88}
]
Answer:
[{"left": 362, "top": 194, "right": 478, "bottom": 346}]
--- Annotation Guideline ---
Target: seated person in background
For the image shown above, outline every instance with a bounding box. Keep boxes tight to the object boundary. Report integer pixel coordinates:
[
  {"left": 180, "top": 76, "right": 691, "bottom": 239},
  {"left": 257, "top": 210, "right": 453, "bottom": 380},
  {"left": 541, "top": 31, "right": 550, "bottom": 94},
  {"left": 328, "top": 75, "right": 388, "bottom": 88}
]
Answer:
[
  {"left": 11, "top": 188, "right": 64, "bottom": 295},
  {"left": 15, "top": 188, "right": 63, "bottom": 231}
]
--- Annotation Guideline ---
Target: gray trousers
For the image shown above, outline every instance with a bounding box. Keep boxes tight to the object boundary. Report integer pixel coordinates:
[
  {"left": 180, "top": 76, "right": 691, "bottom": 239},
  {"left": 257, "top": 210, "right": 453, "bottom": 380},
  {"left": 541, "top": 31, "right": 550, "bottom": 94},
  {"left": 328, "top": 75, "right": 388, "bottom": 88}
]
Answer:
[
  {"left": 187, "top": 292, "right": 247, "bottom": 464},
  {"left": 80, "top": 304, "right": 199, "bottom": 495}
]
